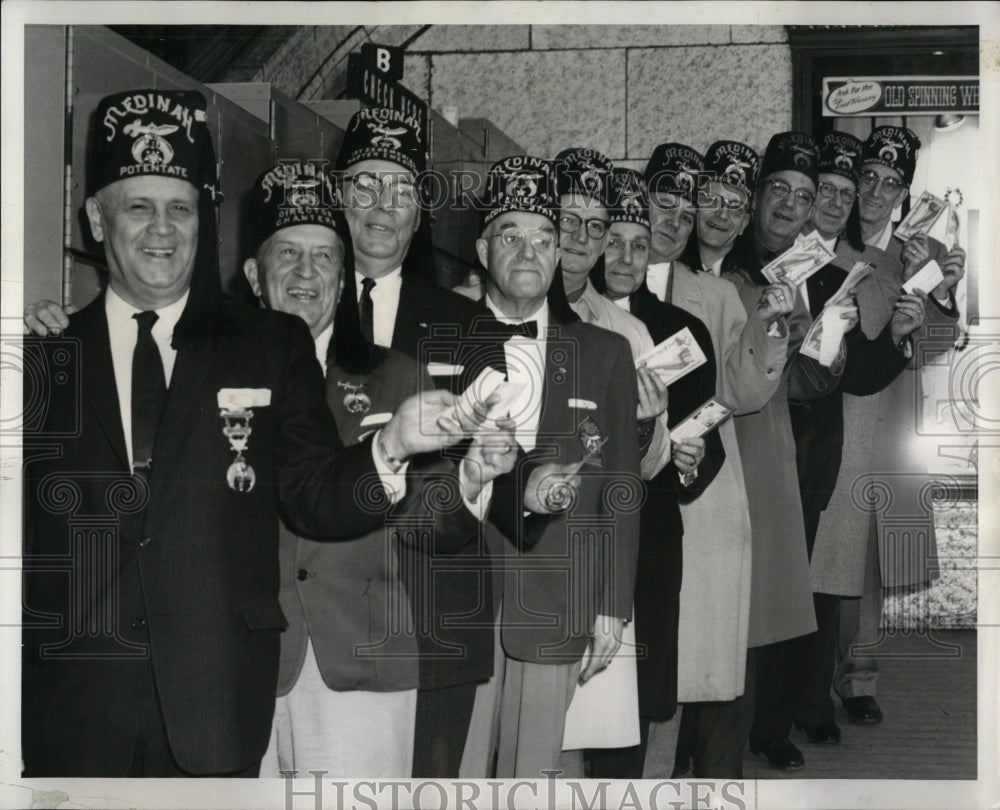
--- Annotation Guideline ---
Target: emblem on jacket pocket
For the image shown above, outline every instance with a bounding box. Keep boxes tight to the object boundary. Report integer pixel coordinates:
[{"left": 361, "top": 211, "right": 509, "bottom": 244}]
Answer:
[{"left": 338, "top": 380, "right": 371, "bottom": 414}]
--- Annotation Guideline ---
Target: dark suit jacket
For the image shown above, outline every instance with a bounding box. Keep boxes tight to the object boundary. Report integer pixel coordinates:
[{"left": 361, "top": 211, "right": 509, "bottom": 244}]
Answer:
[
  {"left": 22, "top": 296, "right": 383, "bottom": 776},
  {"left": 393, "top": 276, "right": 484, "bottom": 392},
  {"left": 383, "top": 277, "right": 500, "bottom": 690},
  {"left": 460, "top": 312, "right": 643, "bottom": 664},
  {"left": 277, "top": 349, "right": 481, "bottom": 695},
  {"left": 628, "top": 285, "right": 722, "bottom": 718}
]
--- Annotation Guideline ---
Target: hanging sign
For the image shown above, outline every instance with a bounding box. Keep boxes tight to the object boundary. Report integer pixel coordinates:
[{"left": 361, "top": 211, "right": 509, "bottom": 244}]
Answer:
[{"left": 822, "top": 76, "right": 979, "bottom": 117}]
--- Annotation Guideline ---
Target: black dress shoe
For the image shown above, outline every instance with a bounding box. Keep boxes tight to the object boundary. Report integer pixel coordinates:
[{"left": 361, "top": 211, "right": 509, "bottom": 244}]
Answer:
[
  {"left": 843, "top": 695, "right": 884, "bottom": 724},
  {"left": 749, "top": 737, "right": 805, "bottom": 770},
  {"left": 794, "top": 720, "right": 842, "bottom": 744}
]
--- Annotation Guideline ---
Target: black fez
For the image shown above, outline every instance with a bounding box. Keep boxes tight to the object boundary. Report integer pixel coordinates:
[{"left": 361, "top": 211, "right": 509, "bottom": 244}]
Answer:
[
  {"left": 555, "top": 147, "right": 614, "bottom": 206},
  {"left": 818, "top": 132, "right": 864, "bottom": 187},
  {"left": 759, "top": 131, "right": 820, "bottom": 186},
  {"left": 249, "top": 160, "right": 341, "bottom": 254},
  {"left": 643, "top": 143, "right": 704, "bottom": 203},
  {"left": 861, "top": 126, "right": 921, "bottom": 186},
  {"left": 484, "top": 155, "right": 559, "bottom": 227},
  {"left": 608, "top": 169, "right": 650, "bottom": 229},
  {"left": 704, "top": 140, "right": 760, "bottom": 199},
  {"left": 336, "top": 106, "right": 426, "bottom": 175},
  {"left": 90, "top": 89, "right": 213, "bottom": 195},
  {"left": 90, "top": 89, "right": 232, "bottom": 347}
]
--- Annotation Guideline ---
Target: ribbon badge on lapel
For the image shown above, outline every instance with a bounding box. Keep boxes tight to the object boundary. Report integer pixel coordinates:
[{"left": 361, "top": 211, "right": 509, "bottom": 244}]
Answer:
[
  {"left": 218, "top": 388, "right": 270, "bottom": 493},
  {"left": 337, "top": 380, "right": 371, "bottom": 414},
  {"left": 577, "top": 416, "right": 608, "bottom": 468}
]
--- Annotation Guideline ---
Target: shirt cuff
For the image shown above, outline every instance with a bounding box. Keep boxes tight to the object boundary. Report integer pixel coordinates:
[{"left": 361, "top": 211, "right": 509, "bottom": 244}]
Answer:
[{"left": 371, "top": 429, "right": 409, "bottom": 505}]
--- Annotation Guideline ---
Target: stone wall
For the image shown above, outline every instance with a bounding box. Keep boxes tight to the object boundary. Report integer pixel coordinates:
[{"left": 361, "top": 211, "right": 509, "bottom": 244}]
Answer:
[{"left": 240, "top": 24, "right": 793, "bottom": 162}]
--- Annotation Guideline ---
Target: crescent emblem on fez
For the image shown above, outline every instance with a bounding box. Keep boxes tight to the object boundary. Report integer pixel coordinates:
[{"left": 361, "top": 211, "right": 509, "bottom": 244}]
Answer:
[
  {"left": 124, "top": 120, "right": 179, "bottom": 168},
  {"left": 289, "top": 178, "right": 320, "bottom": 208},
  {"left": 507, "top": 172, "right": 541, "bottom": 198}
]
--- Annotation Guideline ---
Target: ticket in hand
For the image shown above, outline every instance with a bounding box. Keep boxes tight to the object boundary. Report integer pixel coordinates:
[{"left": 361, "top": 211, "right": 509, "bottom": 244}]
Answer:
[
  {"left": 456, "top": 367, "right": 506, "bottom": 420},
  {"left": 671, "top": 397, "right": 735, "bottom": 443},
  {"left": 635, "top": 327, "right": 707, "bottom": 386},
  {"left": 761, "top": 235, "right": 836, "bottom": 286},
  {"left": 902, "top": 259, "right": 945, "bottom": 295},
  {"left": 801, "top": 303, "right": 855, "bottom": 367},
  {"left": 485, "top": 380, "right": 526, "bottom": 419},
  {"left": 894, "top": 191, "right": 947, "bottom": 241}
]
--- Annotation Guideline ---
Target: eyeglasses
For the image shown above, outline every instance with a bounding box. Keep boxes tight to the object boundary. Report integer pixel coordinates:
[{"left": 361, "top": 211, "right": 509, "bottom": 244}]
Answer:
[
  {"left": 817, "top": 182, "right": 857, "bottom": 205},
  {"left": 760, "top": 179, "right": 815, "bottom": 207},
  {"left": 699, "top": 191, "right": 749, "bottom": 213},
  {"left": 489, "top": 227, "right": 556, "bottom": 251},
  {"left": 558, "top": 212, "right": 609, "bottom": 240},
  {"left": 346, "top": 171, "right": 418, "bottom": 206},
  {"left": 606, "top": 237, "right": 650, "bottom": 254},
  {"left": 858, "top": 169, "right": 904, "bottom": 194}
]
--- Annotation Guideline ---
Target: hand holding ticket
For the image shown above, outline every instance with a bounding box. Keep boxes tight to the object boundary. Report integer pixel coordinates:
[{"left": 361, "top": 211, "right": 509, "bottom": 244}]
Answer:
[
  {"left": 801, "top": 303, "right": 855, "bottom": 367},
  {"left": 636, "top": 327, "right": 707, "bottom": 386},
  {"left": 454, "top": 367, "right": 505, "bottom": 425},
  {"left": 671, "top": 397, "right": 735, "bottom": 443},
  {"left": 894, "top": 191, "right": 947, "bottom": 241},
  {"left": 902, "top": 259, "right": 945, "bottom": 295},
  {"left": 761, "top": 235, "right": 836, "bottom": 286}
]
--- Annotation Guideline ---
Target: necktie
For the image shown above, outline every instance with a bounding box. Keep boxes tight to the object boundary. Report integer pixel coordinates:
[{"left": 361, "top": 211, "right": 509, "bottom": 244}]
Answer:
[
  {"left": 131, "top": 311, "right": 167, "bottom": 473},
  {"left": 359, "top": 277, "right": 376, "bottom": 343}
]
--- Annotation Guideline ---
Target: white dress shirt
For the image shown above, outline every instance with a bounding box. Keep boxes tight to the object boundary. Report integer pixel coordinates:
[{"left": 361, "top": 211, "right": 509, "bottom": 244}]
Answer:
[
  {"left": 105, "top": 286, "right": 188, "bottom": 470},
  {"left": 867, "top": 220, "right": 894, "bottom": 252},
  {"left": 704, "top": 256, "right": 725, "bottom": 277},
  {"left": 484, "top": 294, "right": 548, "bottom": 453},
  {"left": 356, "top": 267, "right": 403, "bottom": 349},
  {"left": 645, "top": 261, "right": 673, "bottom": 303}
]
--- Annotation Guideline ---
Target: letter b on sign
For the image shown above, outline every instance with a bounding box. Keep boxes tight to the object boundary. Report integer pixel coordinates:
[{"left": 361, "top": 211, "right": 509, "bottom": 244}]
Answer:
[{"left": 361, "top": 43, "right": 404, "bottom": 81}]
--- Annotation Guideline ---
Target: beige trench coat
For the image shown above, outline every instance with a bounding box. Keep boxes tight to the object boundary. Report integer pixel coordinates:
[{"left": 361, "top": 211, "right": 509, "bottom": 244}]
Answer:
[
  {"left": 663, "top": 262, "right": 788, "bottom": 701},
  {"left": 810, "top": 237, "right": 959, "bottom": 595}
]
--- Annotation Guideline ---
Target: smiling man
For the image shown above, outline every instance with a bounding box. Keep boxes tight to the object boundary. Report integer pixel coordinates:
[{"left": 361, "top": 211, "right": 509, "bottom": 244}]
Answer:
[
  {"left": 811, "top": 125, "right": 964, "bottom": 735},
  {"left": 336, "top": 107, "right": 481, "bottom": 369},
  {"left": 239, "top": 161, "right": 514, "bottom": 778},
  {"left": 687, "top": 140, "right": 759, "bottom": 275},
  {"left": 334, "top": 108, "right": 495, "bottom": 778},
  {"left": 585, "top": 168, "right": 720, "bottom": 779},
  {"left": 554, "top": 148, "right": 671, "bottom": 483},
  {"left": 640, "top": 142, "right": 791, "bottom": 779},
  {"left": 462, "top": 155, "right": 641, "bottom": 779},
  {"left": 21, "top": 90, "right": 472, "bottom": 778}
]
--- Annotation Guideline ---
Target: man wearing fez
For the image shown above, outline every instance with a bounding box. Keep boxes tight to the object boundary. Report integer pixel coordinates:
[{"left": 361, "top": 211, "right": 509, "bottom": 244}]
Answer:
[
  {"left": 552, "top": 150, "right": 674, "bottom": 769},
  {"left": 642, "top": 142, "right": 792, "bottom": 778},
  {"left": 554, "top": 147, "right": 671, "bottom": 482},
  {"left": 335, "top": 106, "right": 498, "bottom": 777},
  {"left": 763, "top": 132, "right": 929, "bottom": 763},
  {"left": 718, "top": 131, "right": 911, "bottom": 771},
  {"left": 21, "top": 90, "right": 473, "bottom": 777},
  {"left": 239, "top": 161, "right": 516, "bottom": 777},
  {"left": 584, "top": 168, "right": 721, "bottom": 779},
  {"left": 464, "top": 155, "right": 641, "bottom": 778},
  {"left": 336, "top": 106, "right": 481, "bottom": 370},
  {"left": 811, "top": 125, "right": 964, "bottom": 729},
  {"left": 681, "top": 140, "right": 759, "bottom": 275}
]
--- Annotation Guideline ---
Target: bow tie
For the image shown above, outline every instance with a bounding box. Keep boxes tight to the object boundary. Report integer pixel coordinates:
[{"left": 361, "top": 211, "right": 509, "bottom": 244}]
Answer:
[{"left": 481, "top": 320, "right": 539, "bottom": 340}]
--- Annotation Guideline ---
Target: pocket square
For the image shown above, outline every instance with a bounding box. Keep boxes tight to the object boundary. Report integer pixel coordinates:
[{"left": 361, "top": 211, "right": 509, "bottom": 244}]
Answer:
[
  {"left": 359, "top": 412, "right": 393, "bottom": 428},
  {"left": 427, "top": 362, "right": 465, "bottom": 376},
  {"left": 218, "top": 388, "right": 271, "bottom": 409},
  {"left": 568, "top": 398, "right": 597, "bottom": 410}
]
